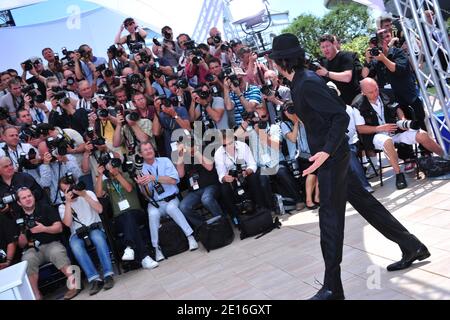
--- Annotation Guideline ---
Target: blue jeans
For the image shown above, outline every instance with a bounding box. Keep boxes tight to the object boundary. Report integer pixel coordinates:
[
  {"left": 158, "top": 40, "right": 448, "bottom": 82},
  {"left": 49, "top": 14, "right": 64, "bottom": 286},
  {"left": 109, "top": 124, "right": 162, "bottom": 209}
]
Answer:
[
  {"left": 349, "top": 143, "right": 371, "bottom": 189},
  {"left": 69, "top": 228, "right": 114, "bottom": 282},
  {"left": 179, "top": 184, "right": 224, "bottom": 229}
]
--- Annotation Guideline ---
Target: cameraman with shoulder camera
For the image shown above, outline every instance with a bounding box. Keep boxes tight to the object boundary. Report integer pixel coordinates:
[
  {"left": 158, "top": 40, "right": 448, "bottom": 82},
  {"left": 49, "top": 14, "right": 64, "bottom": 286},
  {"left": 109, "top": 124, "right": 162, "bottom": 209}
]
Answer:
[
  {"left": 16, "top": 187, "right": 79, "bottom": 300},
  {"left": 135, "top": 142, "right": 198, "bottom": 262},
  {"left": 94, "top": 158, "right": 159, "bottom": 270},
  {"left": 58, "top": 176, "right": 115, "bottom": 296},
  {"left": 353, "top": 78, "right": 444, "bottom": 189},
  {"left": 223, "top": 67, "right": 262, "bottom": 127},
  {"left": 189, "top": 83, "right": 228, "bottom": 130},
  {"left": 38, "top": 139, "right": 82, "bottom": 205}
]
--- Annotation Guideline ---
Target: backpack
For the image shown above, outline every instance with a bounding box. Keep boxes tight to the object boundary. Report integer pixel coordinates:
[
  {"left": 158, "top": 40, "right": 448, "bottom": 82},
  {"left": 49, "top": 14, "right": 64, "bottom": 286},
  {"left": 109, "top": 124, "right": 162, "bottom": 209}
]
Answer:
[
  {"left": 238, "top": 208, "right": 281, "bottom": 240},
  {"left": 417, "top": 156, "right": 450, "bottom": 177},
  {"left": 197, "top": 216, "right": 234, "bottom": 252},
  {"left": 158, "top": 216, "right": 189, "bottom": 258}
]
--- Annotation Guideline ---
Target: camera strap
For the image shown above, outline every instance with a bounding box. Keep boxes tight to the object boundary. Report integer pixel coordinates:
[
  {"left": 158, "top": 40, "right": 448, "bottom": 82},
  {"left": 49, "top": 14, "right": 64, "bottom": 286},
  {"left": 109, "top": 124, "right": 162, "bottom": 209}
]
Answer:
[
  {"left": 70, "top": 208, "right": 87, "bottom": 228},
  {"left": 53, "top": 162, "right": 63, "bottom": 205}
]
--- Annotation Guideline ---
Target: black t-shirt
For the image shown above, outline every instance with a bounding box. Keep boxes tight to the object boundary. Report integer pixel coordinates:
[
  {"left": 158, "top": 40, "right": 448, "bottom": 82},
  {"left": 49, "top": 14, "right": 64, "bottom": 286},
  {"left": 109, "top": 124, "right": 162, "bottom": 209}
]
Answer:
[
  {"left": 26, "top": 70, "right": 54, "bottom": 100},
  {"left": 184, "top": 162, "right": 219, "bottom": 190},
  {"left": 0, "top": 214, "right": 18, "bottom": 252},
  {"left": 323, "top": 51, "right": 361, "bottom": 105},
  {"left": 23, "top": 204, "right": 62, "bottom": 245}
]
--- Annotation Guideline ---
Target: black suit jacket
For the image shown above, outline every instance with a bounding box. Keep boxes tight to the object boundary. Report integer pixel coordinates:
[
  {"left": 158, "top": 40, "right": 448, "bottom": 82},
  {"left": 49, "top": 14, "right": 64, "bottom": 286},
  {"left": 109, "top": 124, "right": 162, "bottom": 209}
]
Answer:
[{"left": 290, "top": 69, "right": 349, "bottom": 159}]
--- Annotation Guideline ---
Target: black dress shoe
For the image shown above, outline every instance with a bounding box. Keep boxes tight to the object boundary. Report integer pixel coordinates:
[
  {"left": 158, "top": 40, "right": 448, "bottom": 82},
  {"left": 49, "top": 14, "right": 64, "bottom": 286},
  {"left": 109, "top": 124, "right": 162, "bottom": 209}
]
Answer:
[
  {"left": 305, "top": 204, "right": 319, "bottom": 210},
  {"left": 103, "top": 276, "right": 114, "bottom": 291},
  {"left": 396, "top": 173, "right": 407, "bottom": 190},
  {"left": 308, "top": 287, "right": 345, "bottom": 300},
  {"left": 387, "top": 244, "right": 431, "bottom": 271},
  {"left": 89, "top": 280, "right": 104, "bottom": 296}
]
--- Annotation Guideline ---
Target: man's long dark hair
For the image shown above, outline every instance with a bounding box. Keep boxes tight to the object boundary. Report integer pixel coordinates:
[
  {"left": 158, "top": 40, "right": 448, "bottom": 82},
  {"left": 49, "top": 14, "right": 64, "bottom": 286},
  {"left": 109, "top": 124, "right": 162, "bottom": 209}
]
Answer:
[{"left": 274, "top": 56, "right": 306, "bottom": 74}]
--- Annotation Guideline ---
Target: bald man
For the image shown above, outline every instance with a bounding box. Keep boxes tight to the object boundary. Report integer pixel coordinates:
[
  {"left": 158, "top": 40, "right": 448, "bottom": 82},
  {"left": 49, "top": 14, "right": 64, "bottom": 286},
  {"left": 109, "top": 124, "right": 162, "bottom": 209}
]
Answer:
[{"left": 353, "top": 78, "right": 444, "bottom": 189}]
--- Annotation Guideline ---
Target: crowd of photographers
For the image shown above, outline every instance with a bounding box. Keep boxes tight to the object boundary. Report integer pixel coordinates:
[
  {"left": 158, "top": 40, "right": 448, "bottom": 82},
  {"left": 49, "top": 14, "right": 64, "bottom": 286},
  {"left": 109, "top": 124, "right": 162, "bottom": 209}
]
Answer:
[{"left": 0, "top": 10, "right": 447, "bottom": 299}]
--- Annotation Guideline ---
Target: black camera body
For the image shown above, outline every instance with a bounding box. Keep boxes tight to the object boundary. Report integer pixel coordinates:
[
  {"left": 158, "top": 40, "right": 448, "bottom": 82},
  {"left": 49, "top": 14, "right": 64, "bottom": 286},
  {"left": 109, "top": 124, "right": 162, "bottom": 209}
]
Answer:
[
  {"left": 126, "top": 73, "right": 143, "bottom": 85},
  {"left": 23, "top": 60, "right": 33, "bottom": 71},
  {"left": 370, "top": 47, "right": 382, "bottom": 57},
  {"left": 46, "top": 134, "right": 74, "bottom": 156},
  {"left": 125, "top": 154, "right": 144, "bottom": 179},
  {"left": 213, "top": 35, "right": 222, "bottom": 44},
  {"left": 287, "top": 159, "right": 301, "bottom": 179},
  {"left": 0, "top": 194, "right": 16, "bottom": 210},
  {"left": 283, "top": 101, "right": 295, "bottom": 115},
  {"left": 304, "top": 53, "right": 322, "bottom": 72},
  {"left": 176, "top": 78, "right": 188, "bottom": 89},
  {"left": 18, "top": 149, "right": 38, "bottom": 171},
  {"left": 0, "top": 107, "right": 10, "bottom": 121},
  {"left": 129, "top": 42, "right": 144, "bottom": 54},
  {"left": 75, "top": 222, "right": 103, "bottom": 248}
]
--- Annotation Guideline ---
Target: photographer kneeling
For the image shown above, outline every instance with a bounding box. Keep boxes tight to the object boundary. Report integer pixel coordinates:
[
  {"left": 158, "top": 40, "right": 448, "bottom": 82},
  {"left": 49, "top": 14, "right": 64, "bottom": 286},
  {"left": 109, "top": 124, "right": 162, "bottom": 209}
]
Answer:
[
  {"left": 58, "top": 176, "right": 114, "bottom": 296},
  {"left": 16, "top": 187, "right": 79, "bottom": 300}
]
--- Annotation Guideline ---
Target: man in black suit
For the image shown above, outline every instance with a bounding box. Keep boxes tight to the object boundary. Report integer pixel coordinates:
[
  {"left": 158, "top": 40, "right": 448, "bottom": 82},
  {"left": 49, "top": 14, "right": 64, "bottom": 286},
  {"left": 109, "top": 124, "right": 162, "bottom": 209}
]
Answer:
[{"left": 270, "top": 34, "right": 431, "bottom": 300}]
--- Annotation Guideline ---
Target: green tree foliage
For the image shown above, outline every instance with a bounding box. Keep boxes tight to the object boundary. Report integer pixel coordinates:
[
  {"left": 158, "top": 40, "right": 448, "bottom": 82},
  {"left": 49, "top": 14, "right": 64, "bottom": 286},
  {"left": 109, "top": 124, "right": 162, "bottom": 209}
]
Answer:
[
  {"left": 283, "top": 2, "right": 370, "bottom": 57},
  {"left": 341, "top": 35, "right": 370, "bottom": 62}
]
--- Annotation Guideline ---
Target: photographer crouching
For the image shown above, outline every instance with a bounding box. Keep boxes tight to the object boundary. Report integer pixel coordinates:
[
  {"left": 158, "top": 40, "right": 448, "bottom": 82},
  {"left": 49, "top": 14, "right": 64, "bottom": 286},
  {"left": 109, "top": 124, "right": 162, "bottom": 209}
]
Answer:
[
  {"left": 16, "top": 187, "right": 79, "bottom": 300},
  {"left": 58, "top": 176, "right": 115, "bottom": 296}
]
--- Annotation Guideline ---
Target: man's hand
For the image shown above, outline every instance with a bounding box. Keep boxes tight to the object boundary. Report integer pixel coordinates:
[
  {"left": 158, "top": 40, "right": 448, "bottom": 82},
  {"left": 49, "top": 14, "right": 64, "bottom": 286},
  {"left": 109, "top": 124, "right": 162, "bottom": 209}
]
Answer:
[
  {"left": 222, "top": 175, "right": 235, "bottom": 183},
  {"left": 73, "top": 189, "right": 87, "bottom": 198},
  {"left": 42, "top": 152, "right": 53, "bottom": 165},
  {"left": 302, "top": 151, "right": 330, "bottom": 176},
  {"left": 377, "top": 123, "right": 398, "bottom": 133},
  {"left": 97, "top": 165, "right": 105, "bottom": 176},
  {"left": 162, "top": 106, "right": 177, "bottom": 118},
  {"left": 285, "top": 112, "right": 299, "bottom": 123},
  {"left": 242, "top": 168, "right": 253, "bottom": 177},
  {"left": 373, "top": 51, "right": 387, "bottom": 63},
  {"left": 30, "top": 222, "right": 47, "bottom": 234},
  {"left": 85, "top": 142, "right": 94, "bottom": 155},
  {"left": 135, "top": 174, "right": 156, "bottom": 185},
  {"left": 315, "top": 66, "right": 329, "bottom": 77}
]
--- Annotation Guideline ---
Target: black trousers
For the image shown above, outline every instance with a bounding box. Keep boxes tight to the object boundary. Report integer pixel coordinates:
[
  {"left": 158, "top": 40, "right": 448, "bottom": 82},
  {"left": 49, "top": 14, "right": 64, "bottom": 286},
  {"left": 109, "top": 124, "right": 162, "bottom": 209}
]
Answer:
[
  {"left": 318, "top": 151, "right": 420, "bottom": 293},
  {"left": 114, "top": 210, "right": 150, "bottom": 261}
]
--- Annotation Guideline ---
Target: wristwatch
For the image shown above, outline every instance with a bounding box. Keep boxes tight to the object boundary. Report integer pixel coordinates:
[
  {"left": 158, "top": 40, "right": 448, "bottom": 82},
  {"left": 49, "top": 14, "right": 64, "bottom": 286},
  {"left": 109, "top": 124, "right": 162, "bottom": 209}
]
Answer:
[{"left": 174, "top": 115, "right": 179, "bottom": 120}]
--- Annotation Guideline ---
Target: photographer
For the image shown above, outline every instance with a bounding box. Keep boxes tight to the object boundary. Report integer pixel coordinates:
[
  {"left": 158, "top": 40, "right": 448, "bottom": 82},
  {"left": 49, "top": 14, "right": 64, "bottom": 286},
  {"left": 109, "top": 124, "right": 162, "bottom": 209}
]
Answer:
[
  {"left": 0, "top": 213, "right": 19, "bottom": 270},
  {"left": 153, "top": 94, "right": 190, "bottom": 157},
  {"left": 207, "top": 57, "right": 225, "bottom": 96},
  {"left": 16, "top": 187, "right": 79, "bottom": 300},
  {"left": 115, "top": 18, "right": 147, "bottom": 53},
  {"left": 214, "top": 130, "right": 268, "bottom": 224},
  {"left": 152, "top": 26, "right": 182, "bottom": 68},
  {"left": 58, "top": 176, "right": 114, "bottom": 296},
  {"left": 113, "top": 103, "right": 155, "bottom": 160},
  {"left": 262, "top": 70, "right": 291, "bottom": 123},
  {"left": 135, "top": 142, "right": 198, "bottom": 262},
  {"left": 223, "top": 67, "right": 262, "bottom": 127},
  {"left": 0, "top": 78, "right": 25, "bottom": 120},
  {"left": 76, "top": 80, "right": 96, "bottom": 111},
  {"left": 48, "top": 92, "right": 89, "bottom": 136},
  {"left": 189, "top": 83, "right": 228, "bottom": 130},
  {"left": 353, "top": 78, "right": 444, "bottom": 189},
  {"left": 175, "top": 138, "right": 224, "bottom": 230},
  {"left": 38, "top": 139, "right": 82, "bottom": 205},
  {"left": 237, "top": 47, "right": 268, "bottom": 87},
  {"left": 21, "top": 57, "right": 54, "bottom": 100},
  {"left": 280, "top": 107, "right": 320, "bottom": 209},
  {"left": 0, "top": 71, "right": 12, "bottom": 98},
  {"left": 185, "top": 42, "right": 210, "bottom": 85},
  {"left": 95, "top": 161, "right": 159, "bottom": 270},
  {"left": 0, "top": 126, "right": 39, "bottom": 172},
  {"left": 0, "top": 157, "right": 49, "bottom": 214},
  {"left": 235, "top": 108, "right": 305, "bottom": 211},
  {"left": 316, "top": 34, "right": 361, "bottom": 105},
  {"left": 73, "top": 45, "right": 107, "bottom": 86}
]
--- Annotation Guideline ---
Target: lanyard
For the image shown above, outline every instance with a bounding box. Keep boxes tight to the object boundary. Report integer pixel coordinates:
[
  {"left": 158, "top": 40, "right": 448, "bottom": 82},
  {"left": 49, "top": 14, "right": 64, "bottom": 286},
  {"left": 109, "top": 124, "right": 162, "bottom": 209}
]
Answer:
[
  {"left": 224, "top": 145, "right": 238, "bottom": 169},
  {"left": 110, "top": 179, "right": 125, "bottom": 199},
  {"left": 374, "top": 98, "right": 385, "bottom": 124}
]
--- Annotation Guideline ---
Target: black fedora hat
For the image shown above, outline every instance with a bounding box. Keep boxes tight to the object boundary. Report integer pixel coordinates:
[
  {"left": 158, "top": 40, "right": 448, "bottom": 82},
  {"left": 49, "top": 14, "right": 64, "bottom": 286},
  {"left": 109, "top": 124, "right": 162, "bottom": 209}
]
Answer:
[{"left": 269, "top": 33, "right": 305, "bottom": 60}]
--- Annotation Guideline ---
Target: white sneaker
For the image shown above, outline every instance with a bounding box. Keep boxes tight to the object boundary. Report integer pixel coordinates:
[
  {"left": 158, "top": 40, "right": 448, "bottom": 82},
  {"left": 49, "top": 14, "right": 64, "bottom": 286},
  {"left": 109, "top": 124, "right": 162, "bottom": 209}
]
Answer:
[
  {"left": 141, "top": 256, "right": 158, "bottom": 269},
  {"left": 187, "top": 235, "right": 199, "bottom": 251},
  {"left": 365, "top": 165, "right": 378, "bottom": 179},
  {"left": 154, "top": 247, "right": 165, "bottom": 262},
  {"left": 121, "top": 247, "right": 135, "bottom": 261}
]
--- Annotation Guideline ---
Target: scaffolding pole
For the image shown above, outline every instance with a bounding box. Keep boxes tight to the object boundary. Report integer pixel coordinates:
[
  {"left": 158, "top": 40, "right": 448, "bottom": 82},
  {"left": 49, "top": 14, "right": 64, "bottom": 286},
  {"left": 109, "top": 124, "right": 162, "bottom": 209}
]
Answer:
[{"left": 393, "top": 0, "right": 450, "bottom": 157}]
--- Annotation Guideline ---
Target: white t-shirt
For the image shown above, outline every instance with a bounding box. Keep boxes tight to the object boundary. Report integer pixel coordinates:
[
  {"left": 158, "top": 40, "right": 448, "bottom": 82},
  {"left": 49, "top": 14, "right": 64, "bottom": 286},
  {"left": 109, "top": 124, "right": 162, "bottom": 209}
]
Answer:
[
  {"left": 58, "top": 190, "right": 102, "bottom": 236},
  {"left": 345, "top": 105, "right": 360, "bottom": 145}
]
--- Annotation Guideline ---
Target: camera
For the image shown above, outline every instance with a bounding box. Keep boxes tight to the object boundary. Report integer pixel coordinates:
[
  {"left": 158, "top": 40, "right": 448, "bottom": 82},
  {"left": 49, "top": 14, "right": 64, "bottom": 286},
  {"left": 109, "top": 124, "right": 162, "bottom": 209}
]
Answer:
[
  {"left": 97, "top": 108, "right": 109, "bottom": 118},
  {"left": 20, "top": 124, "right": 41, "bottom": 141},
  {"left": 96, "top": 64, "right": 107, "bottom": 73},
  {"left": 194, "top": 88, "right": 210, "bottom": 100},
  {"left": 0, "top": 194, "right": 16, "bottom": 210},
  {"left": 192, "top": 55, "right": 203, "bottom": 65},
  {"left": 184, "top": 40, "right": 196, "bottom": 50},
  {"left": 125, "top": 154, "right": 144, "bottom": 179},
  {"left": 256, "top": 49, "right": 273, "bottom": 58},
  {"left": 126, "top": 73, "right": 143, "bottom": 85},
  {"left": 22, "top": 83, "right": 38, "bottom": 96},
  {"left": 18, "top": 149, "right": 38, "bottom": 171},
  {"left": 304, "top": 53, "right": 322, "bottom": 72},
  {"left": 129, "top": 42, "right": 144, "bottom": 54},
  {"left": 86, "top": 127, "right": 95, "bottom": 140},
  {"left": 287, "top": 159, "right": 301, "bottom": 179},
  {"left": 0, "top": 249, "right": 6, "bottom": 263},
  {"left": 213, "top": 35, "right": 222, "bottom": 44},
  {"left": 205, "top": 74, "right": 215, "bottom": 83},
  {"left": 210, "top": 85, "right": 220, "bottom": 97},
  {"left": 25, "top": 214, "right": 37, "bottom": 229},
  {"left": 220, "top": 44, "right": 230, "bottom": 51},
  {"left": 46, "top": 134, "right": 74, "bottom": 156},
  {"left": 370, "top": 47, "right": 381, "bottom": 57},
  {"left": 396, "top": 120, "right": 420, "bottom": 130},
  {"left": 23, "top": 60, "right": 33, "bottom": 71},
  {"left": 126, "top": 111, "right": 140, "bottom": 122},
  {"left": 104, "top": 69, "right": 114, "bottom": 78},
  {"left": 66, "top": 77, "right": 75, "bottom": 86},
  {"left": 138, "top": 50, "right": 151, "bottom": 63},
  {"left": 107, "top": 44, "right": 120, "bottom": 59},
  {"left": 176, "top": 78, "right": 188, "bottom": 89},
  {"left": 97, "top": 152, "right": 121, "bottom": 168},
  {"left": 75, "top": 226, "right": 92, "bottom": 247},
  {"left": 261, "top": 80, "right": 274, "bottom": 96},
  {"left": 282, "top": 100, "right": 295, "bottom": 114},
  {"left": 228, "top": 74, "right": 240, "bottom": 88},
  {"left": 218, "top": 66, "right": 233, "bottom": 81},
  {"left": 153, "top": 37, "right": 162, "bottom": 46},
  {"left": 53, "top": 90, "right": 71, "bottom": 105}
]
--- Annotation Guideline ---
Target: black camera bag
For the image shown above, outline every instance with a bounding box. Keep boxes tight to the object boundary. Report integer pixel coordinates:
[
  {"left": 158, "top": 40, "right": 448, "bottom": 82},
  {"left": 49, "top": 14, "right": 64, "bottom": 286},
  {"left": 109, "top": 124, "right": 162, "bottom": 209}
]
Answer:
[
  {"left": 238, "top": 208, "right": 281, "bottom": 240},
  {"left": 198, "top": 216, "right": 234, "bottom": 252},
  {"left": 417, "top": 156, "right": 450, "bottom": 177},
  {"left": 158, "top": 216, "right": 189, "bottom": 258}
]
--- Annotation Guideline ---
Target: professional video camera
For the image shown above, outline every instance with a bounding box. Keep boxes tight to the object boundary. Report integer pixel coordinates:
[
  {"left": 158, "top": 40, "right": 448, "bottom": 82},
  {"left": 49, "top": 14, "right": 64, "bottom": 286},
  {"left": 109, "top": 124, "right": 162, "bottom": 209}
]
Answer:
[{"left": 0, "top": 194, "right": 16, "bottom": 210}]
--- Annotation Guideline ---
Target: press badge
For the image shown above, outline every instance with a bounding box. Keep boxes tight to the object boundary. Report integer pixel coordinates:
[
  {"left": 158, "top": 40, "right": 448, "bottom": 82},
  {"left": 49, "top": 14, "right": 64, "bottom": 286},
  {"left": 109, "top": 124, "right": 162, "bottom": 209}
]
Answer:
[
  {"left": 118, "top": 199, "right": 131, "bottom": 211},
  {"left": 189, "top": 177, "right": 200, "bottom": 191}
]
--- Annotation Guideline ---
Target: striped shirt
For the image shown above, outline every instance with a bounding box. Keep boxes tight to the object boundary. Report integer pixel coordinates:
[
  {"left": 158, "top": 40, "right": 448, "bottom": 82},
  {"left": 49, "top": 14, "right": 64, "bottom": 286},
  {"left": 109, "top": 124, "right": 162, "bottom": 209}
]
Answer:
[{"left": 229, "top": 85, "right": 262, "bottom": 125}]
